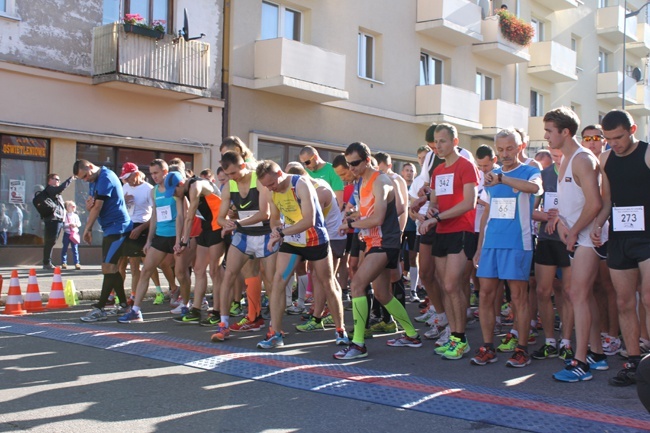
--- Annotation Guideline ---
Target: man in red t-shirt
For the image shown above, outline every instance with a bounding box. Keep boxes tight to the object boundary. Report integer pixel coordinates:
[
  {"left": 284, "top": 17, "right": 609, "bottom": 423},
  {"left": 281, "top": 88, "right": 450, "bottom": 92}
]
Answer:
[{"left": 415, "top": 123, "right": 479, "bottom": 361}]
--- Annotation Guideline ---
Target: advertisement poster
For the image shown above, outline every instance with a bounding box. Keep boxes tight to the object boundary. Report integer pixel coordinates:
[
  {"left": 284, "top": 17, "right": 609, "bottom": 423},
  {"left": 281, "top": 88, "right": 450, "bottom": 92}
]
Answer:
[{"left": 9, "top": 179, "right": 26, "bottom": 204}]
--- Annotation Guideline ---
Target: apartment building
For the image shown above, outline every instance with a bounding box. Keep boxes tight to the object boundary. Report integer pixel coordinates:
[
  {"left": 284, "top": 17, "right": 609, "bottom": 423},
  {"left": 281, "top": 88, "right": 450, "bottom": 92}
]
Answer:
[{"left": 0, "top": 0, "right": 224, "bottom": 265}]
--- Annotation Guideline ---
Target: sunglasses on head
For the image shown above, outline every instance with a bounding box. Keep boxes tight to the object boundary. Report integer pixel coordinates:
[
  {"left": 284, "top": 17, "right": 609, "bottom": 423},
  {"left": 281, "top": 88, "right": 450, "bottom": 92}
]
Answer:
[
  {"left": 583, "top": 135, "right": 603, "bottom": 142},
  {"left": 347, "top": 159, "right": 365, "bottom": 167}
]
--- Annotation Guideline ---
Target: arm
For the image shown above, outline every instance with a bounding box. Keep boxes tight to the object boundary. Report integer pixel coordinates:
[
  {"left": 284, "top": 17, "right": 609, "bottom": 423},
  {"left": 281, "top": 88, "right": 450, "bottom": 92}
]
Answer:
[
  {"left": 473, "top": 198, "right": 490, "bottom": 268},
  {"left": 217, "top": 182, "right": 234, "bottom": 232},
  {"left": 48, "top": 176, "right": 74, "bottom": 195},
  {"left": 179, "top": 184, "right": 201, "bottom": 245},
  {"left": 591, "top": 151, "right": 612, "bottom": 247},
  {"left": 83, "top": 198, "right": 104, "bottom": 244}
]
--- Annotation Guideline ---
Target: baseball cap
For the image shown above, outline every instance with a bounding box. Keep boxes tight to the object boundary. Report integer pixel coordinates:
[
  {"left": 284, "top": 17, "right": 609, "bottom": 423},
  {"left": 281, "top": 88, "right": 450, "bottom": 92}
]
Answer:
[
  {"left": 163, "top": 171, "right": 184, "bottom": 198},
  {"left": 119, "top": 162, "right": 138, "bottom": 180}
]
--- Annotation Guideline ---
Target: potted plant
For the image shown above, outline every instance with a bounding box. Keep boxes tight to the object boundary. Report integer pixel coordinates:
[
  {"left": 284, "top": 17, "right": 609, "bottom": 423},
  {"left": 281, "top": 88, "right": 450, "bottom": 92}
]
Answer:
[
  {"left": 122, "top": 14, "right": 166, "bottom": 40},
  {"left": 496, "top": 9, "right": 534, "bottom": 47}
]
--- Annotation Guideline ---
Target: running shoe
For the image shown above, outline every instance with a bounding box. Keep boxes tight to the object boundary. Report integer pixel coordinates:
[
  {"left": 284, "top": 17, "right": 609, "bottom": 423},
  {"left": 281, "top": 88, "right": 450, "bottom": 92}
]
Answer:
[
  {"left": 528, "top": 330, "right": 537, "bottom": 345},
  {"left": 153, "top": 292, "right": 165, "bottom": 305},
  {"left": 554, "top": 360, "right": 593, "bottom": 382},
  {"left": 532, "top": 344, "right": 558, "bottom": 360},
  {"left": 602, "top": 336, "right": 622, "bottom": 356},
  {"left": 434, "top": 338, "right": 452, "bottom": 356},
  {"left": 608, "top": 362, "right": 637, "bottom": 386},
  {"left": 501, "top": 313, "right": 514, "bottom": 326},
  {"left": 469, "top": 291, "right": 478, "bottom": 307},
  {"left": 415, "top": 308, "right": 435, "bottom": 323},
  {"left": 364, "top": 328, "right": 374, "bottom": 339},
  {"left": 105, "top": 305, "right": 126, "bottom": 317},
  {"left": 409, "top": 290, "right": 421, "bottom": 303},
  {"left": 322, "top": 314, "right": 335, "bottom": 327},
  {"left": 425, "top": 312, "right": 448, "bottom": 328},
  {"left": 80, "top": 307, "right": 107, "bottom": 323},
  {"left": 201, "top": 299, "right": 210, "bottom": 311},
  {"left": 386, "top": 334, "right": 422, "bottom": 348},
  {"left": 434, "top": 326, "right": 452, "bottom": 349},
  {"left": 418, "top": 296, "right": 430, "bottom": 311},
  {"left": 370, "top": 320, "right": 397, "bottom": 333},
  {"left": 493, "top": 322, "right": 503, "bottom": 335},
  {"left": 497, "top": 333, "right": 518, "bottom": 353},
  {"left": 257, "top": 331, "right": 284, "bottom": 349},
  {"left": 174, "top": 307, "right": 201, "bottom": 324},
  {"left": 199, "top": 311, "right": 220, "bottom": 327},
  {"left": 230, "top": 316, "right": 265, "bottom": 332},
  {"left": 559, "top": 344, "right": 574, "bottom": 361},
  {"left": 620, "top": 340, "right": 650, "bottom": 358},
  {"left": 75, "top": 264, "right": 81, "bottom": 270},
  {"left": 333, "top": 343, "right": 368, "bottom": 360},
  {"left": 261, "top": 294, "right": 269, "bottom": 308},
  {"left": 441, "top": 336, "right": 470, "bottom": 360},
  {"left": 210, "top": 323, "right": 231, "bottom": 342},
  {"left": 261, "top": 306, "right": 271, "bottom": 320},
  {"left": 424, "top": 325, "right": 445, "bottom": 340},
  {"left": 586, "top": 352, "right": 609, "bottom": 371},
  {"left": 61, "top": 263, "right": 67, "bottom": 270},
  {"left": 118, "top": 309, "right": 143, "bottom": 324},
  {"left": 335, "top": 329, "right": 350, "bottom": 346},
  {"left": 471, "top": 346, "right": 498, "bottom": 366},
  {"left": 506, "top": 348, "right": 531, "bottom": 368},
  {"left": 501, "top": 302, "right": 511, "bottom": 316},
  {"left": 229, "top": 301, "right": 243, "bottom": 317},
  {"left": 296, "top": 317, "right": 325, "bottom": 332},
  {"left": 170, "top": 303, "right": 188, "bottom": 315}
]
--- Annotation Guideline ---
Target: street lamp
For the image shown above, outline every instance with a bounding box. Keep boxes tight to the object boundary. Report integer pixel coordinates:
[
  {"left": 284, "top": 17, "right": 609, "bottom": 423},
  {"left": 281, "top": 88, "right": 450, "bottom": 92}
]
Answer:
[{"left": 623, "top": 0, "right": 650, "bottom": 109}]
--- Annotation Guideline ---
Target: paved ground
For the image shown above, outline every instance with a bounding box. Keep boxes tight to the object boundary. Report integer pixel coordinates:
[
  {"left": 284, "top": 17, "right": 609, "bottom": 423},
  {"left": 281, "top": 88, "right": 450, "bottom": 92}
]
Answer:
[{"left": 0, "top": 265, "right": 649, "bottom": 432}]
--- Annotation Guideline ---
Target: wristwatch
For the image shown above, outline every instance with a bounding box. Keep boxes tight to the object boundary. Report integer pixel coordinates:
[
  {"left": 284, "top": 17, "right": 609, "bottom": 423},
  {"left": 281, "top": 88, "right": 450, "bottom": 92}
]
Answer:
[
  {"left": 497, "top": 173, "right": 503, "bottom": 184},
  {"left": 179, "top": 241, "right": 188, "bottom": 247},
  {"left": 277, "top": 228, "right": 285, "bottom": 238},
  {"left": 347, "top": 219, "right": 354, "bottom": 229},
  {"left": 433, "top": 213, "right": 442, "bottom": 223}
]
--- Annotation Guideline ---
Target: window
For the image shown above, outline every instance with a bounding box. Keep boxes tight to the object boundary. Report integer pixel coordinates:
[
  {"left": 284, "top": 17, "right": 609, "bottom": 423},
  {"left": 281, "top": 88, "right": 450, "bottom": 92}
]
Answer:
[
  {"left": 599, "top": 50, "right": 609, "bottom": 73},
  {"left": 358, "top": 32, "right": 375, "bottom": 79},
  {"left": 0, "top": 0, "right": 6, "bottom": 12},
  {"left": 476, "top": 72, "right": 493, "bottom": 101},
  {"left": 419, "top": 53, "right": 443, "bottom": 86},
  {"left": 261, "top": 1, "right": 302, "bottom": 41},
  {"left": 530, "top": 90, "right": 544, "bottom": 117},
  {"left": 102, "top": 0, "right": 170, "bottom": 31},
  {"left": 531, "top": 18, "right": 544, "bottom": 43}
]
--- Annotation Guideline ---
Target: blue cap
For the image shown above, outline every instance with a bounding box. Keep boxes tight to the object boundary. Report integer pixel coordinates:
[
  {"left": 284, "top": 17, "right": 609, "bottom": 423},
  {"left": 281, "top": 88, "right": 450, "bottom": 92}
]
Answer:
[{"left": 163, "top": 171, "right": 184, "bottom": 198}]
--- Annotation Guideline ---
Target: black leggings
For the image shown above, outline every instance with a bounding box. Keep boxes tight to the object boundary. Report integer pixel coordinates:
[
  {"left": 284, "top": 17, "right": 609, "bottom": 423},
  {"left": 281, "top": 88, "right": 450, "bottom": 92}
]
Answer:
[{"left": 638, "top": 354, "right": 650, "bottom": 413}]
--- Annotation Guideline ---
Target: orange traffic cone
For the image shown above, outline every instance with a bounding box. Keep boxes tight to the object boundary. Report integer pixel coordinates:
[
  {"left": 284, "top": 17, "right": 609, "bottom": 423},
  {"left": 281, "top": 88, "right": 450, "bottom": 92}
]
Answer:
[
  {"left": 3, "top": 270, "right": 26, "bottom": 315},
  {"left": 46, "top": 266, "right": 68, "bottom": 309},
  {"left": 24, "top": 269, "right": 45, "bottom": 312}
]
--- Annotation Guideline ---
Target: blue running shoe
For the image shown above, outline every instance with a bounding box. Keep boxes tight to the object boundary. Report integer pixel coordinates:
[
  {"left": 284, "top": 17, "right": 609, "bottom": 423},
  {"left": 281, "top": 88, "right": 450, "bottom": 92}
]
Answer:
[
  {"left": 118, "top": 309, "right": 143, "bottom": 323},
  {"left": 553, "top": 360, "right": 593, "bottom": 383},
  {"left": 257, "top": 331, "right": 284, "bottom": 349},
  {"left": 586, "top": 353, "right": 609, "bottom": 371}
]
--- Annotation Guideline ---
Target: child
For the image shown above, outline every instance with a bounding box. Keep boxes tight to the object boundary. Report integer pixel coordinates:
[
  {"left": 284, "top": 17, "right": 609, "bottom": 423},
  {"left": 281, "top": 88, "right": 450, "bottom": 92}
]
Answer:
[{"left": 61, "top": 200, "right": 81, "bottom": 270}]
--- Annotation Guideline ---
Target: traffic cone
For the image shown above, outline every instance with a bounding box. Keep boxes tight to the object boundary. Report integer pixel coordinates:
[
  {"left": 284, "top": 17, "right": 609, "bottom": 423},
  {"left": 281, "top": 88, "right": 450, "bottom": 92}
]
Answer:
[
  {"left": 3, "top": 270, "right": 26, "bottom": 315},
  {"left": 46, "top": 266, "right": 68, "bottom": 309},
  {"left": 0, "top": 274, "right": 4, "bottom": 306},
  {"left": 64, "top": 280, "right": 78, "bottom": 306},
  {"left": 24, "top": 269, "right": 45, "bottom": 312}
]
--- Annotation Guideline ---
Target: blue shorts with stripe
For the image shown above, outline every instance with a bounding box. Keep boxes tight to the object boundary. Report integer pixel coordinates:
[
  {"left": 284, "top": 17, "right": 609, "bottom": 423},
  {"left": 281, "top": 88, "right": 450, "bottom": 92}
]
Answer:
[
  {"left": 231, "top": 231, "right": 277, "bottom": 258},
  {"left": 102, "top": 232, "right": 130, "bottom": 265},
  {"left": 476, "top": 248, "right": 533, "bottom": 281}
]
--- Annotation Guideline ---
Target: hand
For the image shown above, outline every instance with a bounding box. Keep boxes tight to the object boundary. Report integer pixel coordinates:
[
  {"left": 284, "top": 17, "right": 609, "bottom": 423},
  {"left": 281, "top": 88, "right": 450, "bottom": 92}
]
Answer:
[
  {"left": 418, "top": 219, "right": 435, "bottom": 235},
  {"left": 143, "top": 241, "right": 152, "bottom": 255},
  {"left": 426, "top": 206, "right": 439, "bottom": 219},
  {"left": 410, "top": 195, "right": 427, "bottom": 214},
  {"left": 83, "top": 229, "right": 92, "bottom": 245},
  {"left": 473, "top": 250, "right": 481, "bottom": 269},
  {"left": 129, "top": 225, "right": 143, "bottom": 239},
  {"left": 85, "top": 196, "right": 95, "bottom": 211},
  {"left": 484, "top": 172, "right": 498, "bottom": 187},
  {"left": 338, "top": 222, "right": 349, "bottom": 236},
  {"left": 173, "top": 242, "right": 186, "bottom": 255},
  {"left": 267, "top": 235, "right": 281, "bottom": 252},
  {"left": 227, "top": 209, "right": 238, "bottom": 219},
  {"left": 546, "top": 208, "right": 559, "bottom": 235},
  {"left": 417, "top": 184, "right": 431, "bottom": 198},
  {"left": 590, "top": 224, "right": 604, "bottom": 247},
  {"left": 222, "top": 220, "right": 237, "bottom": 235}
]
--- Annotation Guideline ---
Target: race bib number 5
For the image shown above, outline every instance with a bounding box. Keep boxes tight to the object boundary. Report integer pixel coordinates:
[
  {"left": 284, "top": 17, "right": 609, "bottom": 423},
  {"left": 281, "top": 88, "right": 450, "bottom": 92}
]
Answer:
[
  {"left": 613, "top": 206, "right": 645, "bottom": 232},
  {"left": 489, "top": 197, "right": 516, "bottom": 219}
]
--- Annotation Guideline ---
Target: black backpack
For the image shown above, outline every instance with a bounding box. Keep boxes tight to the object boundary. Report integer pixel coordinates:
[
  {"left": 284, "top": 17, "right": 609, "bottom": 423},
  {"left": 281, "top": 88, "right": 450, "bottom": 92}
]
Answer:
[{"left": 32, "top": 190, "right": 57, "bottom": 219}]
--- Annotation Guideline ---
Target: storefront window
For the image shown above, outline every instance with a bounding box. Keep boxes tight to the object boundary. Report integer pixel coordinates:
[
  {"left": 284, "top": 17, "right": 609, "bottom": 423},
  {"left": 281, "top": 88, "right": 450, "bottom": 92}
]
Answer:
[{"left": 0, "top": 135, "right": 49, "bottom": 246}]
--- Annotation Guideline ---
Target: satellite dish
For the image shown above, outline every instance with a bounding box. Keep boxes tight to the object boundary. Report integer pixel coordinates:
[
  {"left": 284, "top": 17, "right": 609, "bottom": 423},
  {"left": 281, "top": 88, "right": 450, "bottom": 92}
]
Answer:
[
  {"left": 181, "top": 8, "right": 205, "bottom": 42},
  {"left": 632, "top": 67, "right": 643, "bottom": 83}
]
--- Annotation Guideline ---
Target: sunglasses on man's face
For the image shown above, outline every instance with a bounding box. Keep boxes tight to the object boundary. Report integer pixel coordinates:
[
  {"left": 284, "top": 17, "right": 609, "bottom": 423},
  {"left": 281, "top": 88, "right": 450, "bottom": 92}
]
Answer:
[
  {"left": 583, "top": 135, "right": 603, "bottom": 142},
  {"left": 347, "top": 159, "right": 365, "bottom": 167}
]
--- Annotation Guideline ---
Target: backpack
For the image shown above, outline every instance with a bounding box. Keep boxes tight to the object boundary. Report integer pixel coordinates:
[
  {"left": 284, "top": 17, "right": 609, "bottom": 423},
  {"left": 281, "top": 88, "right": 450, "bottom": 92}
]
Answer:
[{"left": 32, "top": 190, "right": 57, "bottom": 219}]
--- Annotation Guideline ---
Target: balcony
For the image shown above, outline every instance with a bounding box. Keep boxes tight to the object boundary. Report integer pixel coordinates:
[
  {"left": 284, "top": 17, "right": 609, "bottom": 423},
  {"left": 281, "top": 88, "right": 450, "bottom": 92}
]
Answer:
[
  {"left": 415, "top": 84, "right": 481, "bottom": 130},
  {"left": 627, "top": 23, "right": 650, "bottom": 57},
  {"left": 472, "top": 17, "right": 530, "bottom": 64},
  {"left": 92, "top": 23, "right": 210, "bottom": 99},
  {"left": 528, "top": 41, "right": 577, "bottom": 83},
  {"left": 597, "top": 71, "right": 637, "bottom": 106},
  {"left": 252, "top": 38, "right": 348, "bottom": 103},
  {"left": 627, "top": 83, "right": 650, "bottom": 115},
  {"left": 597, "top": 6, "right": 637, "bottom": 44},
  {"left": 531, "top": 0, "right": 580, "bottom": 10},
  {"left": 415, "top": 0, "right": 482, "bottom": 46},
  {"left": 466, "top": 99, "right": 528, "bottom": 136}
]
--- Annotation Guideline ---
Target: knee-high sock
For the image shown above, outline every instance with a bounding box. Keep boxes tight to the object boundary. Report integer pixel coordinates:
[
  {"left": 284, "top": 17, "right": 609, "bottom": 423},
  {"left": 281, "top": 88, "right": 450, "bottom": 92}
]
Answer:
[
  {"left": 352, "top": 296, "right": 369, "bottom": 345},
  {"left": 245, "top": 276, "right": 262, "bottom": 321},
  {"left": 384, "top": 297, "right": 417, "bottom": 337}
]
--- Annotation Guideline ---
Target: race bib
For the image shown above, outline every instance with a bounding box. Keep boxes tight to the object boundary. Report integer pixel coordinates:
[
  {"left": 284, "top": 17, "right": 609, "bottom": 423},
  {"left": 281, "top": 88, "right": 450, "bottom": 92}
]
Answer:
[
  {"left": 156, "top": 205, "right": 172, "bottom": 222},
  {"left": 435, "top": 173, "right": 454, "bottom": 196},
  {"left": 543, "top": 192, "right": 559, "bottom": 212},
  {"left": 284, "top": 223, "right": 306, "bottom": 245},
  {"left": 613, "top": 206, "right": 645, "bottom": 232},
  {"left": 238, "top": 210, "right": 263, "bottom": 227},
  {"left": 489, "top": 197, "right": 516, "bottom": 219}
]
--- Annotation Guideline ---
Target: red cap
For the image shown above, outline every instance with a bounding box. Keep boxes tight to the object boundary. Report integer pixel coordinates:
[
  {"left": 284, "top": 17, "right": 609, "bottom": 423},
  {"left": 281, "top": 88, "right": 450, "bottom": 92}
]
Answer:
[{"left": 120, "top": 162, "right": 138, "bottom": 180}]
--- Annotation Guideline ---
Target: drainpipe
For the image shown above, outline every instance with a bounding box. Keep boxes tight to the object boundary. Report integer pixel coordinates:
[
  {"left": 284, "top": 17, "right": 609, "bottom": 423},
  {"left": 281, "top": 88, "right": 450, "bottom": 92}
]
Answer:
[{"left": 221, "top": 0, "right": 231, "bottom": 140}]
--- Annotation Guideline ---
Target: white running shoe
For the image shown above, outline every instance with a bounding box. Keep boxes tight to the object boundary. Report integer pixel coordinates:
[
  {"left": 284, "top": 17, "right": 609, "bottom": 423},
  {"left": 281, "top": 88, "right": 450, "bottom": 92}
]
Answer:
[
  {"left": 415, "top": 307, "right": 435, "bottom": 323},
  {"left": 434, "top": 326, "right": 451, "bottom": 347}
]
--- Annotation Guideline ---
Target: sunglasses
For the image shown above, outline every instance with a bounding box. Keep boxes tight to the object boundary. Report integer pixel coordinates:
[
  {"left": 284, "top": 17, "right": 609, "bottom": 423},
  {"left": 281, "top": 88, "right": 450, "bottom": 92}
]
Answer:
[
  {"left": 53, "top": 178, "right": 60, "bottom": 181},
  {"left": 583, "top": 135, "right": 603, "bottom": 142},
  {"left": 347, "top": 159, "right": 365, "bottom": 167},
  {"left": 302, "top": 155, "right": 315, "bottom": 166}
]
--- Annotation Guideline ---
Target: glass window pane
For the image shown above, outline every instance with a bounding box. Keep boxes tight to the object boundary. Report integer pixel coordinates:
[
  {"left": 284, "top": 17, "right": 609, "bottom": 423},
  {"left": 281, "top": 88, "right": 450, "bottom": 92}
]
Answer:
[
  {"left": 117, "top": 148, "right": 156, "bottom": 182},
  {"left": 261, "top": 1, "right": 279, "bottom": 40},
  {"left": 358, "top": 33, "right": 365, "bottom": 76},
  {"left": 258, "top": 141, "right": 286, "bottom": 167},
  {"left": 129, "top": 0, "right": 150, "bottom": 23},
  {"left": 152, "top": 0, "right": 168, "bottom": 31},
  {"left": 434, "top": 58, "right": 443, "bottom": 85},
  {"left": 485, "top": 76, "right": 493, "bottom": 100},
  {"left": 102, "top": 0, "right": 120, "bottom": 24},
  {"left": 364, "top": 35, "right": 373, "bottom": 79},
  {"left": 159, "top": 152, "right": 194, "bottom": 174},
  {"left": 285, "top": 9, "right": 301, "bottom": 41},
  {"left": 0, "top": 0, "right": 6, "bottom": 12},
  {"left": 419, "top": 53, "right": 428, "bottom": 86}
]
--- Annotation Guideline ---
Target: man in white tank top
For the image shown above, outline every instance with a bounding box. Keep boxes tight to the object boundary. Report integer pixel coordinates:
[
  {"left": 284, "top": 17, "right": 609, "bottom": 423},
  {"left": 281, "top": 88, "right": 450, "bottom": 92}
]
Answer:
[{"left": 543, "top": 107, "right": 609, "bottom": 383}]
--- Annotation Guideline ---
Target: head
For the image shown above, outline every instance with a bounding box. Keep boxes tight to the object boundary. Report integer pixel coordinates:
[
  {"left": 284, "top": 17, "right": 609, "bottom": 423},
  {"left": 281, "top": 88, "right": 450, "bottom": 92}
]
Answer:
[
  {"left": 163, "top": 171, "right": 186, "bottom": 198},
  {"left": 286, "top": 161, "right": 307, "bottom": 176},
  {"left": 168, "top": 157, "right": 186, "bottom": 175},
  {"left": 416, "top": 145, "right": 429, "bottom": 168},
  {"left": 601, "top": 110, "right": 637, "bottom": 155},
  {"left": 543, "top": 107, "right": 580, "bottom": 150},
  {"left": 475, "top": 144, "right": 497, "bottom": 174},
  {"left": 65, "top": 200, "right": 77, "bottom": 213},
  {"left": 494, "top": 128, "right": 523, "bottom": 170},
  {"left": 216, "top": 167, "right": 228, "bottom": 187},
  {"left": 256, "top": 160, "right": 283, "bottom": 192},
  {"left": 344, "top": 142, "right": 372, "bottom": 177},
  {"left": 119, "top": 162, "right": 139, "bottom": 184},
  {"left": 374, "top": 151, "right": 392, "bottom": 174},
  {"left": 149, "top": 159, "right": 168, "bottom": 186},
  {"left": 425, "top": 123, "right": 437, "bottom": 144},
  {"left": 199, "top": 168, "right": 215, "bottom": 183},
  {"left": 550, "top": 148, "right": 563, "bottom": 166},
  {"left": 332, "top": 153, "right": 355, "bottom": 182},
  {"left": 47, "top": 173, "right": 61, "bottom": 187},
  {"left": 299, "top": 146, "right": 320, "bottom": 171},
  {"left": 73, "top": 160, "right": 98, "bottom": 182},
  {"left": 534, "top": 149, "right": 553, "bottom": 169},
  {"left": 220, "top": 151, "right": 248, "bottom": 182},
  {"left": 433, "top": 123, "right": 459, "bottom": 159},
  {"left": 220, "top": 136, "right": 254, "bottom": 161},
  {"left": 580, "top": 124, "right": 606, "bottom": 156},
  {"left": 401, "top": 162, "right": 416, "bottom": 182}
]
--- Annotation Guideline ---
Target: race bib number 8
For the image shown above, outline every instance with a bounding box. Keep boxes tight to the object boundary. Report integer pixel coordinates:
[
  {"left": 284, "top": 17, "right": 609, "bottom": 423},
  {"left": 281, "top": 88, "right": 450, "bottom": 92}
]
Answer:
[
  {"left": 156, "top": 205, "right": 172, "bottom": 222},
  {"left": 543, "top": 192, "right": 559, "bottom": 212},
  {"left": 489, "top": 197, "right": 516, "bottom": 219},
  {"left": 435, "top": 173, "right": 454, "bottom": 196},
  {"left": 613, "top": 206, "right": 645, "bottom": 232}
]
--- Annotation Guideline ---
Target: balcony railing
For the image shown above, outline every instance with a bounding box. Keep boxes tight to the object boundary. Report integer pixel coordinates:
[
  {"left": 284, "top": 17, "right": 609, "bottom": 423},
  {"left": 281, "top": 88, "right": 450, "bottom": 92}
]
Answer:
[
  {"left": 627, "top": 23, "right": 650, "bottom": 57},
  {"left": 597, "top": 71, "right": 638, "bottom": 106},
  {"left": 415, "top": 0, "right": 482, "bottom": 45},
  {"left": 627, "top": 83, "right": 650, "bottom": 114},
  {"left": 472, "top": 17, "right": 530, "bottom": 64},
  {"left": 597, "top": 6, "right": 638, "bottom": 44},
  {"left": 531, "top": 0, "right": 580, "bottom": 10},
  {"left": 528, "top": 41, "right": 577, "bottom": 83},
  {"left": 92, "top": 23, "right": 210, "bottom": 96},
  {"left": 415, "top": 84, "right": 481, "bottom": 130},
  {"left": 479, "top": 99, "right": 529, "bottom": 131}
]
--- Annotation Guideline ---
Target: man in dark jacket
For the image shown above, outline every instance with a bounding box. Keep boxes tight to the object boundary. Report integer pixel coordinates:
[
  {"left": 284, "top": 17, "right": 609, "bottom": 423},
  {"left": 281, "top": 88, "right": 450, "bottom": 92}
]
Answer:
[{"left": 42, "top": 173, "right": 74, "bottom": 269}]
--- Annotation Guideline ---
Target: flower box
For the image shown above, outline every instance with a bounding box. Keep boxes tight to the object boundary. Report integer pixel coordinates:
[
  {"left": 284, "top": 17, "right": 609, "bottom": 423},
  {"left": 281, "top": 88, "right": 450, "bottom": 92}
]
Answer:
[{"left": 123, "top": 23, "right": 164, "bottom": 40}]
